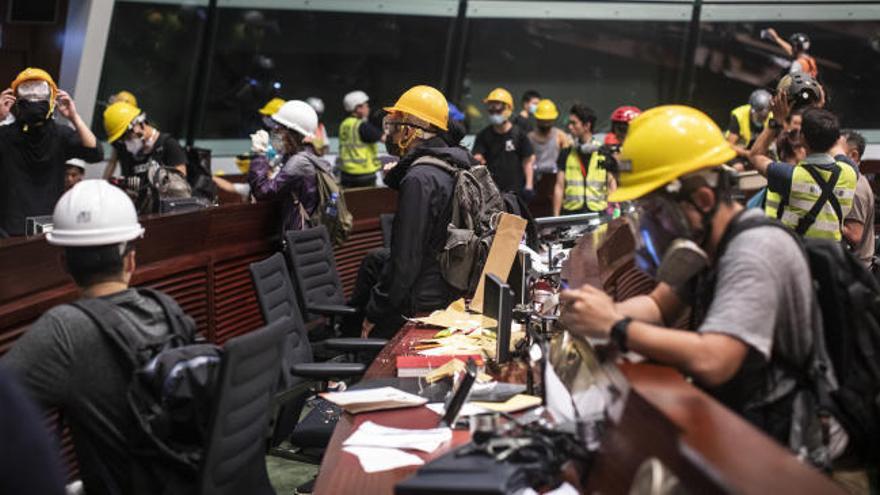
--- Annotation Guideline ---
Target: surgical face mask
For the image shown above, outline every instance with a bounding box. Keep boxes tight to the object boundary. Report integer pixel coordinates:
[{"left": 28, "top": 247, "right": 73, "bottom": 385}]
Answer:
[
  {"left": 528, "top": 103, "right": 538, "bottom": 114},
  {"left": 124, "top": 136, "right": 144, "bottom": 155},
  {"left": 488, "top": 113, "right": 507, "bottom": 126}
]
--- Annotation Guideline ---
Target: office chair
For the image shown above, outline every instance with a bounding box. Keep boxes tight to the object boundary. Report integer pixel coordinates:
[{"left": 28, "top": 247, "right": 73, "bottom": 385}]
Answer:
[{"left": 198, "top": 316, "right": 287, "bottom": 495}]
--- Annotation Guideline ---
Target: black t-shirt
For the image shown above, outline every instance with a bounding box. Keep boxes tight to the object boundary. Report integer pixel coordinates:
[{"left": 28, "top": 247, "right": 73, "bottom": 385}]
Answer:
[
  {"left": 472, "top": 125, "right": 534, "bottom": 193},
  {"left": 510, "top": 113, "right": 533, "bottom": 133},
  {"left": 117, "top": 133, "right": 187, "bottom": 178},
  {"left": 0, "top": 121, "right": 103, "bottom": 236}
]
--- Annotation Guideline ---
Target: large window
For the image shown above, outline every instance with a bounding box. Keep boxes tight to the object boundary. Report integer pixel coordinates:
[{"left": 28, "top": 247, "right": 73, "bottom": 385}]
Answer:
[
  {"left": 93, "top": 1, "right": 207, "bottom": 140},
  {"left": 196, "top": 7, "right": 455, "bottom": 139}
]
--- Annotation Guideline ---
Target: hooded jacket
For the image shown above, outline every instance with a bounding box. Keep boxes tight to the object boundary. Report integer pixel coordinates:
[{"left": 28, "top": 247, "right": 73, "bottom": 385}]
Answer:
[{"left": 365, "top": 137, "right": 477, "bottom": 333}]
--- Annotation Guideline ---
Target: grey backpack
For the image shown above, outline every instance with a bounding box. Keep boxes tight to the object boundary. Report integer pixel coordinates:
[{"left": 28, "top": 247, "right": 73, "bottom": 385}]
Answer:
[{"left": 413, "top": 156, "right": 504, "bottom": 294}]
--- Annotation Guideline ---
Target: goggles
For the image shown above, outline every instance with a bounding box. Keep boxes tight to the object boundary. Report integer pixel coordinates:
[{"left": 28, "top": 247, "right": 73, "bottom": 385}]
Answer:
[
  {"left": 382, "top": 115, "right": 429, "bottom": 135},
  {"left": 120, "top": 113, "right": 147, "bottom": 141},
  {"left": 17, "top": 80, "right": 51, "bottom": 102}
]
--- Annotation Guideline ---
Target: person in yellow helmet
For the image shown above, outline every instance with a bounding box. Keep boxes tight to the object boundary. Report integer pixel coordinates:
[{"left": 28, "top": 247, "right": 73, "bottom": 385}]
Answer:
[
  {"left": 357, "top": 85, "right": 475, "bottom": 339},
  {"left": 0, "top": 67, "right": 102, "bottom": 236},
  {"left": 528, "top": 98, "right": 572, "bottom": 184},
  {"left": 558, "top": 105, "right": 837, "bottom": 459},
  {"left": 102, "top": 101, "right": 189, "bottom": 213},
  {"left": 472, "top": 87, "right": 536, "bottom": 200},
  {"left": 109, "top": 90, "right": 138, "bottom": 107},
  {"left": 337, "top": 90, "right": 384, "bottom": 188}
]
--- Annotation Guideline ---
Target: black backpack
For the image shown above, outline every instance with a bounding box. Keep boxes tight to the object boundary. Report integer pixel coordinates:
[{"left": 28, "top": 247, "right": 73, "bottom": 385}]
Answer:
[
  {"left": 719, "top": 214, "right": 880, "bottom": 464},
  {"left": 412, "top": 156, "right": 505, "bottom": 295},
  {"left": 72, "top": 288, "right": 222, "bottom": 492}
]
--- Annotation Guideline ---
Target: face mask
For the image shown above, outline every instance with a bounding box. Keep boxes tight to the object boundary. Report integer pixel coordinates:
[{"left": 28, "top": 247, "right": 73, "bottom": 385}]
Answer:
[
  {"left": 124, "top": 136, "right": 144, "bottom": 155},
  {"left": 488, "top": 113, "right": 506, "bottom": 126},
  {"left": 528, "top": 103, "right": 538, "bottom": 114},
  {"left": 14, "top": 99, "right": 50, "bottom": 126}
]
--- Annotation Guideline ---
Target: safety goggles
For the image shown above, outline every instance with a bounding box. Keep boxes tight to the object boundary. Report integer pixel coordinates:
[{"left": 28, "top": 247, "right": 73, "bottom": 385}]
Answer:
[
  {"left": 382, "top": 115, "right": 429, "bottom": 135},
  {"left": 630, "top": 194, "right": 694, "bottom": 277},
  {"left": 16, "top": 80, "right": 51, "bottom": 102},
  {"left": 119, "top": 113, "right": 147, "bottom": 141}
]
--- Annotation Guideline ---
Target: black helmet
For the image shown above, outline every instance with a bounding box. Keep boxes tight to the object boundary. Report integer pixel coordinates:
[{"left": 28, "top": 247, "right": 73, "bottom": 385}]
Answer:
[
  {"left": 785, "top": 73, "right": 821, "bottom": 110},
  {"left": 789, "top": 32, "right": 811, "bottom": 52}
]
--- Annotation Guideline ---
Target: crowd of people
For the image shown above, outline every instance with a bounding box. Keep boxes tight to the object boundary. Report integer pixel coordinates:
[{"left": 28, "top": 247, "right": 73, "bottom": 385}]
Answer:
[{"left": 0, "top": 25, "right": 876, "bottom": 495}]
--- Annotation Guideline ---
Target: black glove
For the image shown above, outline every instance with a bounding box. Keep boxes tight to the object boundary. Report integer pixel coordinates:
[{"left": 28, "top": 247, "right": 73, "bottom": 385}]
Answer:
[{"left": 521, "top": 187, "right": 536, "bottom": 202}]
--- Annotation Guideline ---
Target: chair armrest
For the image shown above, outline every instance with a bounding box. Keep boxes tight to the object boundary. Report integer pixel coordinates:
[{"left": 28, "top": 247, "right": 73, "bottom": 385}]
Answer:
[
  {"left": 291, "top": 362, "right": 366, "bottom": 379},
  {"left": 323, "top": 338, "right": 388, "bottom": 353},
  {"left": 309, "top": 303, "right": 358, "bottom": 316}
]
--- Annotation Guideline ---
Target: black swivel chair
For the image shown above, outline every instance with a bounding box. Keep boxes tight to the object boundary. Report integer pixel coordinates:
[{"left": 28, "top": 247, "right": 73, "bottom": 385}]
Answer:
[
  {"left": 284, "top": 226, "right": 358, "bottom": 331},
  {"left": 249, "top": 253, "right": 385, "bottom": 462},
  {"left": 198, "top": 316, "right": 287, "bottom": 495}
]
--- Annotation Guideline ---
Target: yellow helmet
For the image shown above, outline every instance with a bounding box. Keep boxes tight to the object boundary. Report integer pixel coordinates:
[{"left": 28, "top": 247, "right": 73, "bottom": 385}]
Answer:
[
  {"left": 111, "top": 90, "right": 138, "bottom": 107},
  {"left": 534, "top": 99, "right": 558, "bottom": 121},
  {"left": 610, "top": 105, "right": 736, "bottom": 202},
  {"left": 259, "top": 97, "right": 285, "bottom": 116},
  {"left": 384, "top": 85, "right": 448, "bottom": 131},
  {"left": 11, "top": 67, "right": 58, "bottom": 99},
  {"left": 483, "top": 87, "right": 513, "bottom": 109},
  {"left": 103, "top": 102, "right": 142, "bottom": 143}
]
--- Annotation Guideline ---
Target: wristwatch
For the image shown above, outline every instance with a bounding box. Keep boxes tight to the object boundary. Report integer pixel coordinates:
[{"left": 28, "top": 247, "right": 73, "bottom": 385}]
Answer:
[
  {"left": 610, "top": 317, "right": 633, "bottom": 353},
  {"left": 768, "top": 119, "right": 783, "bottom": 133}
]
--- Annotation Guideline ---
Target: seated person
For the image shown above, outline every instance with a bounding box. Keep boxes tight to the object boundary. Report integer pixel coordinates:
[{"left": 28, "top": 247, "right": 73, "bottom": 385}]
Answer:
[{"left": 1, "top": 180, "right": 195, "bottom": 494}]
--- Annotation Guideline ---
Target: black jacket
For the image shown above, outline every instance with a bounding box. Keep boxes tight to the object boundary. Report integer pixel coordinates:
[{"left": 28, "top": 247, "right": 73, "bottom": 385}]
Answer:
[{"left": 365, "top": 138, "right": 476, "bottom": 332}]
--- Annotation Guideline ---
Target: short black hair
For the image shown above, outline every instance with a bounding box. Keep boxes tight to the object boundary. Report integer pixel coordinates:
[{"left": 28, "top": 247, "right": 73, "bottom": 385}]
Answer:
[
  {"left": 64, "top": 243, "right": 133, "bottom": 287},
  {"left": 569, "top": 103, "right": 597, "bottom": 130},
  {"left": 801, "top": 108, "right": 839, "bottom": 153},
  {"left": 842, "top": 129, "right": 866, "bottom": 160},
  {"left": 521, "top": 90, "right": 541, "bottom": 103}
]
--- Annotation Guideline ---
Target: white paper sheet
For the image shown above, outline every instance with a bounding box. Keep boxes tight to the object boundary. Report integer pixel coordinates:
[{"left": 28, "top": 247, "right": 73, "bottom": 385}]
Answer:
[
  {"left": 425, "top": 402, "right": 491, "bottom": 418},
  {"left": 343, "top": 421, "right": 452, "bottom": 453},
  {"left": 342, "top": 446, "right": 425, "bottom": 473},
  {"left": 544, "top": 360, "right": 576, "bottom": 423}
]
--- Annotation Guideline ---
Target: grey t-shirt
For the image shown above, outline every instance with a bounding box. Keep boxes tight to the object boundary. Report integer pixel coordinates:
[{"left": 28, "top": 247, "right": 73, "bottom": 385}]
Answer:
[
  {"left": 845, "top": 174, "right": 875, "bottom": 267},
  {"left": 1, "top": 289, "right": 171, "bottom": 495}
]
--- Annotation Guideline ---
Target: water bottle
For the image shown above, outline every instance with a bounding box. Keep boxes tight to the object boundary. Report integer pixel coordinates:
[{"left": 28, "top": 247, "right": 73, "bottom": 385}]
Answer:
[{"left": 325, "top": 192, "right": 338, "bottom": 218}]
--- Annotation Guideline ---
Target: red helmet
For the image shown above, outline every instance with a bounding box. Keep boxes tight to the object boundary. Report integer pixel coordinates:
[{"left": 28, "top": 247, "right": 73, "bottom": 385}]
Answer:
[
  {"left": 604, "top": 133, "right": 620, "bottom": 146},
  {"left": 611, "top": 106, "right": 641, "bottom": 123}
]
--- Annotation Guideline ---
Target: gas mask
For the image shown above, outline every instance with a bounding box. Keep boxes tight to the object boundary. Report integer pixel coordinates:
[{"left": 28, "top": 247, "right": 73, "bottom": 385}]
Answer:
[
  {"left": 383, "top": 117, "right": 421, "bottom": 158},
  {"left": 125, "top": 136, "right": 144, "bottom": 155},
  {"left": 578, "top": 138, "right": 600, "bottom": 155},
  {"left": 631, "top": 194, "right": 709, "bottom": 285},
  {"left": 14, "top": 80, "right": 52, "bottom": 127},
  {"left": 488, "top": 113, "right": 507, "bottom": 126}
]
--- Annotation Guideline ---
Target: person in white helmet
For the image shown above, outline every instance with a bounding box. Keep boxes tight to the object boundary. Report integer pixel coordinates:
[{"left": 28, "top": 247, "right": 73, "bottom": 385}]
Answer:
[
  {"left": 337, "top": 90, "right": 384, "bottom": 188},
  {"left": 1, "top": 180, "right": 197, "bottom": 494},
  {"left": 305, "top": 96, "right": 329, "bottom": 156},
  {"left": 64, "top": 158, "right": 86, "bottom": 191},
  {"left": 248, "top": 99, "right": 335, "bottom": 233}
]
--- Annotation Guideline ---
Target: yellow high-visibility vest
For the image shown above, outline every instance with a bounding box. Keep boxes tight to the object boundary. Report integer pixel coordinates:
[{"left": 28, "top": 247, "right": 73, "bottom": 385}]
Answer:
[
  {"left": 725, "top": 104, "right": 770, "bottom": 148},
  {"left": 338, "top": 116, "right": 380, "bottom": 175},
  {"left": 563, "top": 146, "right": 607, "bottom": 212}
]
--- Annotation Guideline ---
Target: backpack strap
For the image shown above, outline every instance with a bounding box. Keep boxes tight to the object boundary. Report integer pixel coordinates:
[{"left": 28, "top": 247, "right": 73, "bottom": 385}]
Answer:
[
  {"left": 412, "top": 155, "right": 458, "bottom": 175},
  {"left": 797, "top": 164, "right": 843, "bottom": 236},
  {"left": 70, "top": 298, "right": 142, "bottom": 369},
  {"left": 136, "top": 287, "right": 196, "bottom": 342}
]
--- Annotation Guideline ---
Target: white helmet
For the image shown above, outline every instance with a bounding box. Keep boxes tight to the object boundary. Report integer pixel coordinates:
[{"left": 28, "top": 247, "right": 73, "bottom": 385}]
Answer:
[
  {"left": 271, "top": 100, "right": 318, "bottom": 138},
  {"left": 306, "top": 96, "right": 325, "bottom": 116},
  {"left": 47, "top": 180, "right": 144, "bottom": 247},
  {"left": 65, "top": 158, "right": 87, "bottom": 172},
  {"left": 343, "top": 90, "right": 369, "bottom": 113}
]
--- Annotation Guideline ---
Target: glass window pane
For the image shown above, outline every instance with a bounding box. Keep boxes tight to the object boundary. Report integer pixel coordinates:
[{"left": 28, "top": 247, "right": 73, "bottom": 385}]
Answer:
[
  {"left": 460, "top": 18, "right": 688, "bottom": 131},
  {"left": 93, "top": 1, "right": 207, "bottom": 139},
  {"left": 198, "top": 8, "right": 454, "bottom": 139},
  {"left": 694, "top": 21, "right": 880, "bottom": 129}
]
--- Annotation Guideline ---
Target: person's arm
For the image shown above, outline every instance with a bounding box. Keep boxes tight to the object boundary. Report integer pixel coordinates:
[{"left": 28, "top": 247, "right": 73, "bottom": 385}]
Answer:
[
  {"left": 843, "top": 220, "right": 864, "bottom": 247},
  {"left": 0, "top": 311, "right": 74, "bottom": 407},
  {"left": 56, "top": 90, "right": 97, "bottom": 150},
  {"left": 0, "top": 88, "right": 15, "bottom": 122},
  {"left": 102, "top": 149, "right": 119, "bottom": 179},
  {"left": 520, "top": 132, "right": 535, "bottom": 190},
  {"left": 727, "top": 133, "right": 749, "bottom": 158},
  {"left": 472, "top": 132, "right": 487, "bottom": 165},
  {"left": 553, "top": 171, "right": 565, "bottom": 216},
  {"left": 843, "top": 179, "right": 870, "bottom": 247},
  {"left": 247, "top": 154, "right": 298, "bottom": 200},
  {"left": 162, "top": 138, "right": 188, "bottom": 176},
  {"left": 358, "top": 120, "right": 384, "bottom": 144},
  {"left": 749, "top": 95, "right": 788, "bottom": 176},
  {"left": 766, "top": 28, "right": 794, "bottom": 57}
]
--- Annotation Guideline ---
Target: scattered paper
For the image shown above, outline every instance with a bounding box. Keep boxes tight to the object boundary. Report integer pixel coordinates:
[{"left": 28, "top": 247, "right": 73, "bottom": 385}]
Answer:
[
  {"left": 321, "top": 386, "right": 427, "bottom": 414},
  {"left": 521, "top": 481, "right": 579, "bottom": 495},
  {"left": 343, "top": 446, "right": 424, "bottom": 473},
  {"left": 344, "top": 421, "right": 452, "bottom": 453},
  {"left": 470, "top": 394, "right": 542, "bottom": 414},
  {"left": 425, "top": 402, "right": 490, "bottom": 418},
  {"left": 544, "top": 360, "right": 576, "bottom": 423}
]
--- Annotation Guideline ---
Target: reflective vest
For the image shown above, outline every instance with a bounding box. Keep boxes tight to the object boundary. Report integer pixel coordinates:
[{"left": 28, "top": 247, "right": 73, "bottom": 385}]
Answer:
[
  {"left": 338, "top": 116, "right": 380, "bottom": 176},
  {"left": 726, "top": 104, "right": 769, "bottom": 148},
  {"left": 765, "top": 159, "right": 857, "bottom": 240},
  {"left": 563, "top": 145, "right": 607, "bottom": 212}
]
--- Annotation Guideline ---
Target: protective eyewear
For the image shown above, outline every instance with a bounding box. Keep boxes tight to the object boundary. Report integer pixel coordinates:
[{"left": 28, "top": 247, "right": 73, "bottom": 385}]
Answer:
[
  {"left": 16, "top": 80, "right": 51, "bottom": 102},
  {"left": 382, "top": 116, "right": 428, "bottom": 135},
  {"left": 120, "top": 113, "right": 147, "bottom": 141}
]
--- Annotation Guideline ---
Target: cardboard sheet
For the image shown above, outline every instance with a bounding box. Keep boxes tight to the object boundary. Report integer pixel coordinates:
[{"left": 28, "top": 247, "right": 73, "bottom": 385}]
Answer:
[{"left": 470, "top": 213, "right": 528, "bottom": 313}]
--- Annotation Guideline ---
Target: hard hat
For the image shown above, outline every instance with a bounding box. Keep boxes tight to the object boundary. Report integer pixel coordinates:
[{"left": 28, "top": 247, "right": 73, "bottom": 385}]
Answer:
[
  {"left": 306, "top": 97, "right": 325, "bottom": 115},
  {"left": 343, "top": 90, "right": 369, "bottom": 112},
  {"left": 534, "top": 99, "right": 559, "bottom": 121},
  {"left": 789, "top": 32, "right": 810, "bottom": 52},
  {"left": 47, "top": 180, "right": 144, "bottom": 247},
  {"left": 611, "top": 105, "right": 736, "bottom": 202},
  {"left": 611, "top": 106, "right": 642, "bottom": 123},
  {"left": 271, "top": 100, "right": 318, "bottom": 138},
  {"left": 259, "top": 97, "right": 285, "bottom": 116},
  {"left": 111, "top": 90, "right": 138, "bottom": 107},
  {"left": 384, "top": 85, "right": 449, "bottom": 131},
  {"left": 65, "top": 158, "right": 87, "bottom": 172},
  {"left": 483, "top": 88, "right": 514, "bottom": 109},
  {"left": 748, "top": 89, "right": 772, "bottom": 112},
  {"left": 11, "top": 67, "right": 58, "bottom": 101},
  {"left": 783, "top": 73, "right": 821, "bottom": 108},
  {"left": 103, "top": 102, "right": 143, "bottom": 143}
]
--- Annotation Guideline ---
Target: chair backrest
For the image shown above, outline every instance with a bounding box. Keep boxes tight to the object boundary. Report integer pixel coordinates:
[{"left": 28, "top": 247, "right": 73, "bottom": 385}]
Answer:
[
  {"left": 380, "top": 213, "right": 395, "bottom": 249},
  {"left": 284, "top": 226, "right": 346, "bottom": 315},
  {"left": 199, "top": 317, "right": 287, "bottom": 495}
]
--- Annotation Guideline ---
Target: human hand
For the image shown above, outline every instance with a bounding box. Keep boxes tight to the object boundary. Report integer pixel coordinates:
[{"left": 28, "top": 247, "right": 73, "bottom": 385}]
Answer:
[
  {"left": 521, "top": 187, "right": 536, "bottom": 202},
  {"left": 361, "top": 319, "right": 376, "bottom": 338},
  {"left": 382, "top": 161, "right": 398, "bottom": 174},
  {"left": 56, "top": 90, "right": 77, "bottom": 119},
  {"left": 0, "top": 89, "right": 15, "bottom": 120},
  {"left": 770, "top": 93, "right": 790, "bottom": 124},
  {"left": 251, "top": 129, "right": 270, "bottom": 154},
  {"left": 559, "top": 284, "right": 622, "bottom": 339}
]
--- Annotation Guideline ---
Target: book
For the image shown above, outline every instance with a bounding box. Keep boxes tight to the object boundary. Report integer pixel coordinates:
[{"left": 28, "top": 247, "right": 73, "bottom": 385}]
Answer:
[
  {"left": 320, "top": 386, "right": 428, "bottom": 414},
  {"left": 396, "top": 354, "right": 484, "bottom": 378}
]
